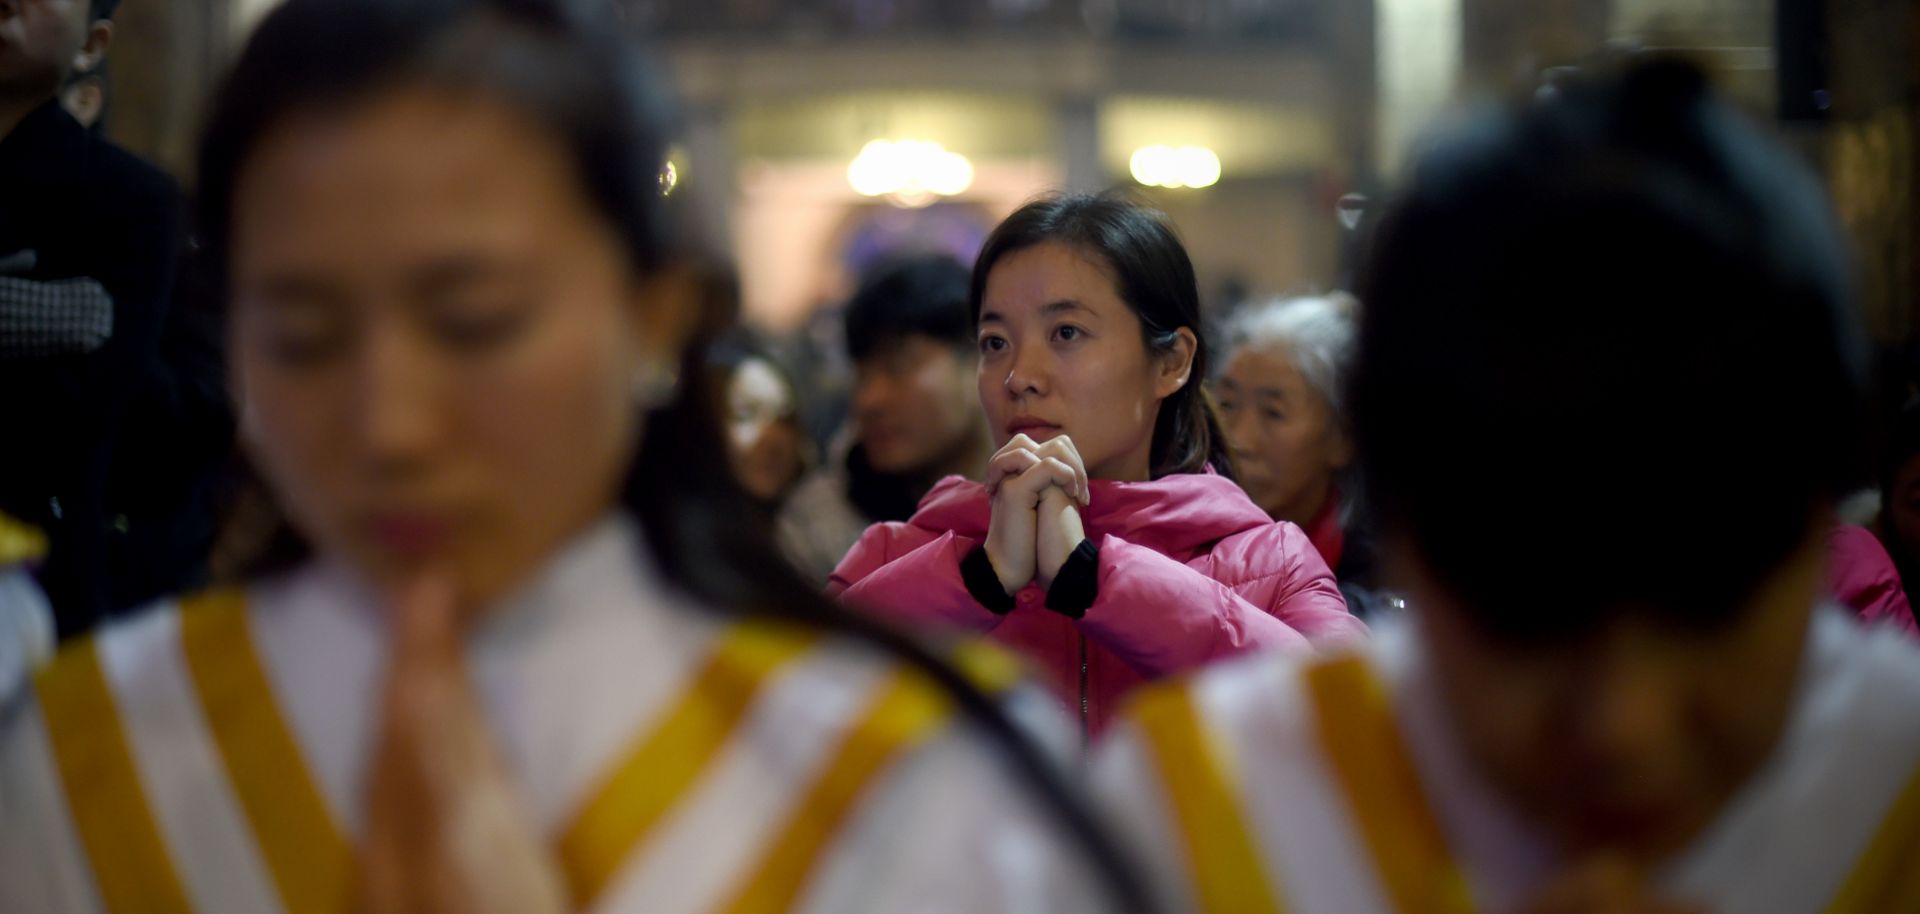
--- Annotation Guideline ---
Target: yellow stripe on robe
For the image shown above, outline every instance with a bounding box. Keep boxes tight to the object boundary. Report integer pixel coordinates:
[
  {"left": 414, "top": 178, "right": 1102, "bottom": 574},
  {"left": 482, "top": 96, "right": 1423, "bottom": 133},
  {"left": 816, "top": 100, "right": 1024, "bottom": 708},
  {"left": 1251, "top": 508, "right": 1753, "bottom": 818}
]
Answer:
[{"left": 35, "top": 638, "right": 196, "bottom": 914}]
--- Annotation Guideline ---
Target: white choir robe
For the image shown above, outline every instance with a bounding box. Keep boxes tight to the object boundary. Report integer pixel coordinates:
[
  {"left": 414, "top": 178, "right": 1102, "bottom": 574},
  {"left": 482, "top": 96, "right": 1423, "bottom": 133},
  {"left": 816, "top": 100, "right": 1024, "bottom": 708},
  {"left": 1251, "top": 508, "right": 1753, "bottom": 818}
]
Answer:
[
  {"left": 1094, "top": 607, "right": 1920, "bottom": 914},
  {"left": 0, "top": 516, "right": 1107, "bottom": 914}
]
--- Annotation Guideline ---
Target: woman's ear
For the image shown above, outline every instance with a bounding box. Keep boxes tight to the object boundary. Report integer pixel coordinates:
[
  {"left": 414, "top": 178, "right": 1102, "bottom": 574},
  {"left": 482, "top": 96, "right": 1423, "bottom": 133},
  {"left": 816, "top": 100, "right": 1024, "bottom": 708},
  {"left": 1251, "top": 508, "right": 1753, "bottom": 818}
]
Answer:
[
  {"left": 1329, "top": 426, "right": 1356, "bottom": 471},
  {"left": 626, "top": 263, "right": 711, "bottom": 374},
  {"left": 1154, "top": 327, "right": 1199, "bottom": 400},
  {"left": 73, "top": 21, "right": 112, "bottom": 76}
]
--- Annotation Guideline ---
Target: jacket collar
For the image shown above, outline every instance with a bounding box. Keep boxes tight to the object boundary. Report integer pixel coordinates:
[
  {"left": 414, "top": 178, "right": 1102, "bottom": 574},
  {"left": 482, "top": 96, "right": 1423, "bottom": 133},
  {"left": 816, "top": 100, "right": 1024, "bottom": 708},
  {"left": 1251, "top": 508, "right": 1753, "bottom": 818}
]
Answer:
[{"left": 907, "top": 468, "right": 1273, "bottom": 555}]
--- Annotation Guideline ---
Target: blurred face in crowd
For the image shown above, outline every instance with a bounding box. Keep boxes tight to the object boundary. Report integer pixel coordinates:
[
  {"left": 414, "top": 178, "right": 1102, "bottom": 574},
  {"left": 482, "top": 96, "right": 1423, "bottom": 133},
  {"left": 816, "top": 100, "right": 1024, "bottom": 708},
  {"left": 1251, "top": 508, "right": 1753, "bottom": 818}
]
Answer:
[
  {"left": 851, "top": 335, "right": 979, "bottom": 474},
  {"left": 725, "top": 356, "right": 805, "bottom": 503},
  {"left": 1400, "top": 532, "right": 1821, "bottom": 867},
  {"left": 230, "top": 85, "right": 689, "bottom": 610},
  {"left": 0, "top": 0, "right": 106, "bottom": 102},
  {"left": 977, "top": 241, "right": 1193, "bottom": 481},
  {"left": 1216, "top": 345, "right": 1351, "bottom": 525}
]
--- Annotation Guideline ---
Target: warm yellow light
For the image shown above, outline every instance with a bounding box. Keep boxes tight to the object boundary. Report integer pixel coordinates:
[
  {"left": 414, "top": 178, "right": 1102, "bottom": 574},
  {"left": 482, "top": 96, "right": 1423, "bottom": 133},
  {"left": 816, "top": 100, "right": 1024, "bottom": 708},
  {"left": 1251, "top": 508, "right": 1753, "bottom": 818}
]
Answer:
[
  {"left": 924, "top": 146, "right": 975, "bottom": 196},
  {"left": 1129, "top": 144, "right": 1221, "bottom": 189},
  {"left": 1129, "top": 144, "right": 1170, "bottom": 187},
  {"left": 659, "top": 145, "right": 688, "bottom": 196},
  {"left": 848, "top": 139, "right": 901, "bottom": 197},
  {"left": 847, "top": 138, "right": 974, "bottom": 203},
  {"left": 1178, "top": 146, "right": 1221, "bottom": 188}
]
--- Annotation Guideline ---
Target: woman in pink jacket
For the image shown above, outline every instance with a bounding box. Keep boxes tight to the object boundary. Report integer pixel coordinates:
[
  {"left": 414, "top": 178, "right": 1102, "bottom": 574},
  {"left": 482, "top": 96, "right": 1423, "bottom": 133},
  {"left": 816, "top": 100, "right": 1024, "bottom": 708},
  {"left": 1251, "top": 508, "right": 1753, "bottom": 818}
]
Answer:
[{"left": 830, "top": 193, "right": 1368, "bottom": 735}]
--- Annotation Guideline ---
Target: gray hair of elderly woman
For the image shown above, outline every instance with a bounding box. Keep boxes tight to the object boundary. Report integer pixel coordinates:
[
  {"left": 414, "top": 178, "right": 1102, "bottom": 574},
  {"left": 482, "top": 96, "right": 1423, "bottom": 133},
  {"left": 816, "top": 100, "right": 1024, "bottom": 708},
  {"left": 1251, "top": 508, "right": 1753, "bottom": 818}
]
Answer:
[
  {"left": 1220, "top": 292, "right": 1363, "bottom": 529},
  {"left": 1221, "top": 292, "right": 1361, "bottom": 427}
]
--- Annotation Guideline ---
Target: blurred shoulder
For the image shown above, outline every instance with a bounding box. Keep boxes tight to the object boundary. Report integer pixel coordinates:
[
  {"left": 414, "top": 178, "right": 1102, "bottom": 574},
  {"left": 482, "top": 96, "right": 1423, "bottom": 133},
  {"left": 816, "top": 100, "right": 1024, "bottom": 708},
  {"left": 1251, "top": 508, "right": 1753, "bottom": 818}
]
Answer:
[
  {"left": 1099, "top": 614, "right": 1408, "bottom": 772},
  {"left": 85, "top": 136, "right": 181, "bottom": 210},
  {"left": 727, "top": 616, "right": 1038, "bottom": 746}
]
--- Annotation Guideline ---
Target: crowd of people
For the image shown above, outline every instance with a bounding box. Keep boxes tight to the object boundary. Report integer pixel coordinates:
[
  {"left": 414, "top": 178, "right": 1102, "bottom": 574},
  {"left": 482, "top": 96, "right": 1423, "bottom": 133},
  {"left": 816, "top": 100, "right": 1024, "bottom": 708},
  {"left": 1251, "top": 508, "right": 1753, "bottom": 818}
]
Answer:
[{"left": 2, "top": 0, "right": 1918, "bottom": 912}]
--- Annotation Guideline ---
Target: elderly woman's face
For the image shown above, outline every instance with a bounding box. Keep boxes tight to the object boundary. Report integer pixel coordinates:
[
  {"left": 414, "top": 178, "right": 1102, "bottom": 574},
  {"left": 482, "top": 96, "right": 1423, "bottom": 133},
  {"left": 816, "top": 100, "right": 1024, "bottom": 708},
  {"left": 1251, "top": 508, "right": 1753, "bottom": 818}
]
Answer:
[{"left": 1215, "top": 346, "right": 1351, "bottom": 526}]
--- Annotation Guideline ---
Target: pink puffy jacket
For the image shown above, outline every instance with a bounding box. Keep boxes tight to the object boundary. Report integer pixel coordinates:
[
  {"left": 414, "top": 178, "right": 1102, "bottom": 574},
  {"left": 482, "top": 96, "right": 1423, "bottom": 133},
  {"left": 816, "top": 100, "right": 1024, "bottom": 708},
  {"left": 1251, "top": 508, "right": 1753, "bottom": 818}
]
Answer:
[{"left": 829, "top": 470, "right": 1368, "bottom": 735}]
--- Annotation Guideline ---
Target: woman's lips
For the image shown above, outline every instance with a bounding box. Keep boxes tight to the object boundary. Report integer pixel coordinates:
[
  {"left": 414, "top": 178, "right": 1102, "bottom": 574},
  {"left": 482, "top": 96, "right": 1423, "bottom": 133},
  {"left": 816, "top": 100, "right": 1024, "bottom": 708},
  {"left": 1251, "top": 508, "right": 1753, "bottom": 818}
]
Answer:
[
  {"left": 364, "top": 512, "right": 454, "bottom": 557},
  {"left": 1005, "top": 419, "right": 1063, "bottom": 438}
]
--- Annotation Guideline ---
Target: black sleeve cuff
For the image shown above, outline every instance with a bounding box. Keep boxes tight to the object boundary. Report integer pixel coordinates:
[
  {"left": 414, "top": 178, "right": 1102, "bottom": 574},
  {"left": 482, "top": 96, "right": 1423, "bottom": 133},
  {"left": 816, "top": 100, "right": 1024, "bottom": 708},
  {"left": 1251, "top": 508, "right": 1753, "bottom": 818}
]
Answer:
[
  {"left": 1045, "top": 539, "right": 1100, "bottom": 619},
  {"left": 962, "top": 545, "right": 1016, "bottom": 614}
]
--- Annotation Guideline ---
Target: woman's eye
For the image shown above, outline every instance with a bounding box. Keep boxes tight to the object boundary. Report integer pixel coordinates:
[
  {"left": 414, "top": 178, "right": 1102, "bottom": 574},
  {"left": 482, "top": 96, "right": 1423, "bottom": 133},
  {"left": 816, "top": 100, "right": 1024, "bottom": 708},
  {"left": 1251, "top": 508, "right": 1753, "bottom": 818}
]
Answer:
[
  {"left": 257, "top": 312, "right": 347, "bottom": 366},
  {"left": 266, "top": 331, "right": 345, "bottom": 366},
  {"left": 1053, "top": 325, "right": 1083, "bottom": 343},
  {"left": 979, "top": 335, "right": 1007, "bottom": 354},
  {"left": 433, "top": 306, "right": 528, "bottom": 350},
  {"left": 1262, "top": 407, "right": 1285, "bottom": 422}
]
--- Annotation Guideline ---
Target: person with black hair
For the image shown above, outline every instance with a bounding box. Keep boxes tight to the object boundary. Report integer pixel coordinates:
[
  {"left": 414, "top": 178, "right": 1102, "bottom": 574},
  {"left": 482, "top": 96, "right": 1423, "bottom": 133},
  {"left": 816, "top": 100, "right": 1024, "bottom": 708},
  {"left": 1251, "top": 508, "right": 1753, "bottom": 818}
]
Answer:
[
  {"left": 777, "top": 254, "right": 992, "bottom": 582},
  {"left": 1093, "top": 60, "right": 1920, "bottom": 913},
  {"left": 0, "top": 2, "right": 1147, "bottom": 912},
  {"left": 706, "top": 330, "right": 810, "bottom": 516},
  {"left": 831, "top": 194, "right": 1366, "bottom": 737},
  {"left": 1, "top": 0, "right": 212, "bottom": 636}
]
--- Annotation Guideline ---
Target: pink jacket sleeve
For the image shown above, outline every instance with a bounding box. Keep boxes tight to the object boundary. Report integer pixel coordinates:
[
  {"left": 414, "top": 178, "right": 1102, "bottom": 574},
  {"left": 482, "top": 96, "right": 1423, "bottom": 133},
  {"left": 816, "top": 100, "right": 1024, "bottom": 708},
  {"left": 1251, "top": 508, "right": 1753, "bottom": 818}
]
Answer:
[
  {"left": 1829, "top": 525, "right": 1919, "bottom": 638},
  {"left": 827, "top": 523, "right": 1008, "bottom": 633},
  {"left": 1078, "top": 525, "right": 1368, "bottom": 678}
]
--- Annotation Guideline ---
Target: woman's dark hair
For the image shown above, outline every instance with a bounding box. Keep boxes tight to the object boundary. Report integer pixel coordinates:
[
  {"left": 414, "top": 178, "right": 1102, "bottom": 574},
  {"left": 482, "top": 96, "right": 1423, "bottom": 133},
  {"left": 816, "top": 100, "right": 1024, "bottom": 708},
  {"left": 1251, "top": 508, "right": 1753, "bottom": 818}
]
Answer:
[
  {"left": 195, "top": 2, "right": 1144, "bottom": 909},
  {"left": 1353, "top": 59, "right": 1868, "bottom": 642},
  {"left": 971, "top": 192, "right": 1233, "bottom": 479},
  {"left": 699, "top": 267, "right": 788, "bottom": 427}
]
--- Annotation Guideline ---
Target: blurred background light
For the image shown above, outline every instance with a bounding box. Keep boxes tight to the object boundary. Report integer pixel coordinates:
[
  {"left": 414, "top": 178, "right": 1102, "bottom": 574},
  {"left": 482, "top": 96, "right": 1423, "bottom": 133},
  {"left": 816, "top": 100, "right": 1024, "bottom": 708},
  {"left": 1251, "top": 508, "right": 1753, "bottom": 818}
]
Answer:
[
  {"left": 847, "top": 139, "right": 976, "bottom": 206},
  {"left": 1129, "top": 144, "right": 1221, "bottom": 189},
  {"left": 136, "top": 0, "right": 1913, "bottom": 345}
]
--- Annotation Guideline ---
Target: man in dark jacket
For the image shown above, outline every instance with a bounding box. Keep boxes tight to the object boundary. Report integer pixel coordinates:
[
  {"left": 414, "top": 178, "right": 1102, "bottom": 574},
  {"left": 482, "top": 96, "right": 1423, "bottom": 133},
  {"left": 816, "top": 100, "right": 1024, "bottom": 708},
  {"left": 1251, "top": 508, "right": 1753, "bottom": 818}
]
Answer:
[
  {"left": 776, "top": 255, "right": 995, "bottom": 582},
  {"left": 1, "top": 0, "right": 227, "bottom": 636}
]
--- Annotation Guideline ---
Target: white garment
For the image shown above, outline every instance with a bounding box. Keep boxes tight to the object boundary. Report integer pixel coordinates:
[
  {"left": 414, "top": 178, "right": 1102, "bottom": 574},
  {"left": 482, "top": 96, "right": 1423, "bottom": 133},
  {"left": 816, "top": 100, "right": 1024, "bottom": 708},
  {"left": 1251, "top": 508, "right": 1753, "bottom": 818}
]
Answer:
[
  {"left": 1093, "top": 607, "right": 1920, "bottom": 914},
  {"left": 0, "top": 568, "right": 54, "bottom": 702},
  {"left": 0, "top": 515, "right": 1103, "bottom": 914}
]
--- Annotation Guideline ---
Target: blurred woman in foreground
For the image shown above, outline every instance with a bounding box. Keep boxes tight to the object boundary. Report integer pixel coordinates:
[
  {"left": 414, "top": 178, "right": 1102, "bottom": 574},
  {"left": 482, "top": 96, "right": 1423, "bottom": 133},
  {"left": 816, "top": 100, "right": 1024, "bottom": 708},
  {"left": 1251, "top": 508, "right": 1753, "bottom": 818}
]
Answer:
[{"left": 0, "top": 2, "right": 1139, "bottom": 911}]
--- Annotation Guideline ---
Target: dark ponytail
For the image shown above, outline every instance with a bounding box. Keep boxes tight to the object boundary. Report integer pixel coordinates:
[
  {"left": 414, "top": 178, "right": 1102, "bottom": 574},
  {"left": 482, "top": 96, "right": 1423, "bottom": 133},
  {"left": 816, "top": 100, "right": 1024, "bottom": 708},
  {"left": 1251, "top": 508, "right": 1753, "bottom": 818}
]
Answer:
[
  {"left": 971, "top": 192, "right": 1233, "bottom": 479},
  {"left": 197, "top": 2, "right": 1145, "bottom": 910}
]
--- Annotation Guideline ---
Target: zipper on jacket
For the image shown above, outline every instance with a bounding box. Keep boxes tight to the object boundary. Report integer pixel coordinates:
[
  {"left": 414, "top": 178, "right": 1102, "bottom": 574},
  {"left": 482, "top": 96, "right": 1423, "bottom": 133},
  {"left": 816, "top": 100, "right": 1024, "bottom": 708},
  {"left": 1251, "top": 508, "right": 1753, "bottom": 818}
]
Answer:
[{"left": 1078, "top": 634, "right": 1090, "bottom": 741}]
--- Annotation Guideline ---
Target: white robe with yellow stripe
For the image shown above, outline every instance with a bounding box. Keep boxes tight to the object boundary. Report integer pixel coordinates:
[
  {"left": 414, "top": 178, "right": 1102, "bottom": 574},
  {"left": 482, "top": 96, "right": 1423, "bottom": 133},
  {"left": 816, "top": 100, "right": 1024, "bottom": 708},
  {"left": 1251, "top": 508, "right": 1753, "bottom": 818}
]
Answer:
[
  {"left": 0, "top": 517, "right": 1099, "bottom": 914},
  {"left": 1094, "top": 608, "right": 1920, "bottom": 914}
]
